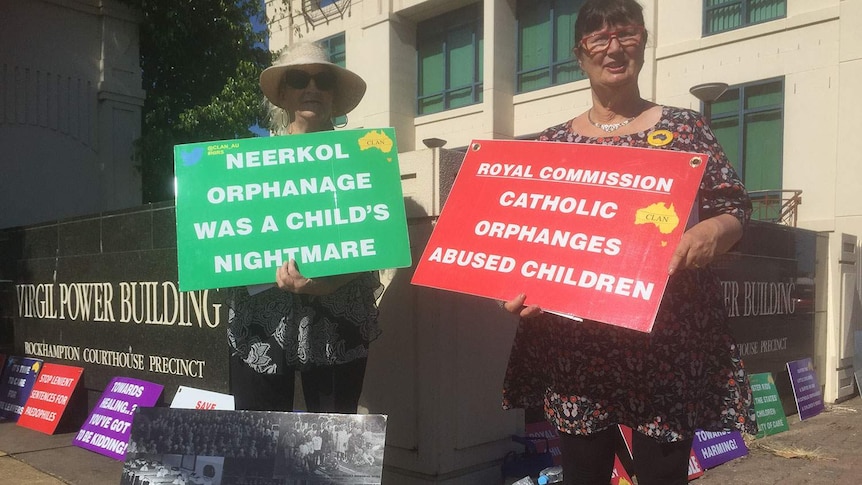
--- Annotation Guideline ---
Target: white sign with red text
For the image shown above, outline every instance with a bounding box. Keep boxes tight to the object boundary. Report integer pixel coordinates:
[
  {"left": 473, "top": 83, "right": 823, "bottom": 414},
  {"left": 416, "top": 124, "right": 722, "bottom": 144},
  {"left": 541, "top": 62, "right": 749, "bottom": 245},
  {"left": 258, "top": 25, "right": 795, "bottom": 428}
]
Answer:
[{"left": 170, "top": 385, "right": 235, "bottom": 410}]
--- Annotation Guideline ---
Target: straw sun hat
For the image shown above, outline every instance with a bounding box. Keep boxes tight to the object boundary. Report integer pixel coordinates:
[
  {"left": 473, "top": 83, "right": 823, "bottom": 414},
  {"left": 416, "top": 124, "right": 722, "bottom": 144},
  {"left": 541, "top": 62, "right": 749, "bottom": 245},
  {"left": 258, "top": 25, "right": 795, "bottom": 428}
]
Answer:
[{"left": 259, "top": 42, "right": 367, "bottom": 117}]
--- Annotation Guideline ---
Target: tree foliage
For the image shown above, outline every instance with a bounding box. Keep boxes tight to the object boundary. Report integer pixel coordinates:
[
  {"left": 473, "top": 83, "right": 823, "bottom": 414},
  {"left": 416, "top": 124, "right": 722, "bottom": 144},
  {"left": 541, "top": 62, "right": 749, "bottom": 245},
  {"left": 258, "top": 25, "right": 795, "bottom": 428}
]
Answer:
[{"left": 127, "top": 0, "right": 271, "bottom": 202}]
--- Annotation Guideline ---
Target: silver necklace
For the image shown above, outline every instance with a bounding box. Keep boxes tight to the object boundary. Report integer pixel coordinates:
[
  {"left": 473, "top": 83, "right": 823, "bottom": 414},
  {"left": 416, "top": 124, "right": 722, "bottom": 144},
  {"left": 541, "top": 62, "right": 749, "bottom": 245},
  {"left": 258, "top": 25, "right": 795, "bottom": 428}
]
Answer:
[{"left": 588, "top": 109, "right": 636, "bottom": 133}]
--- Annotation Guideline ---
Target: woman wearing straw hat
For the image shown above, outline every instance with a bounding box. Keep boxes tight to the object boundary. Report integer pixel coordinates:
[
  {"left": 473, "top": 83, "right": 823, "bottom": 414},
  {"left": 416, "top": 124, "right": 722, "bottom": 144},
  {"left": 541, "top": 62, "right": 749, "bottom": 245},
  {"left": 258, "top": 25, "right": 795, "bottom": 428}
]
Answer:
[
  {"left": 259, "top": 42, "right": 367, "bottom": 135},
  {"left": 228, "top": 42, "right": 381, "bottom": 414}
]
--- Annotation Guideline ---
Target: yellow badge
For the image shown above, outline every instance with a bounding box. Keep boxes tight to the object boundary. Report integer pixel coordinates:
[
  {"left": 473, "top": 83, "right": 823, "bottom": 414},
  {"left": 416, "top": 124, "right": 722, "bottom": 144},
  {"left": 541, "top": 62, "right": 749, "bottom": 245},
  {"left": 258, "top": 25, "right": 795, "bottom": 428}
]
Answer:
[{"left": 647, "top": 129, "right": 674, "bottom": 147}]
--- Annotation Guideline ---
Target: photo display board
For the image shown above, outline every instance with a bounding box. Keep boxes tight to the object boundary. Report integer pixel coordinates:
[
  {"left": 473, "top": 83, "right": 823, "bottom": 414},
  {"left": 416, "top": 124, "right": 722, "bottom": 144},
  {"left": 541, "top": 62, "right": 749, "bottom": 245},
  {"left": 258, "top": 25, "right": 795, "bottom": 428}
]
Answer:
[{"left": 124, "top": 407, "right": 387, "bottom": 485}]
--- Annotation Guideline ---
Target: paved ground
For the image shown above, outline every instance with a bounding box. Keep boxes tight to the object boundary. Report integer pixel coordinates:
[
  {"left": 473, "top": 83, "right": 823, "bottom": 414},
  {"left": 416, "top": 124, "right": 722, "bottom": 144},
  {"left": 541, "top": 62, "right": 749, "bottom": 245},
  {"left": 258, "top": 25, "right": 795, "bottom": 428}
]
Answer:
[
  {"left": 1, "top": 395, "right": 860, "bottom": 484},
  {"left": 0, "top": 422, "right": 122, "bottom": 484},
  {"left": 692, "top": 396, "right": 862, "bottom": 484}
]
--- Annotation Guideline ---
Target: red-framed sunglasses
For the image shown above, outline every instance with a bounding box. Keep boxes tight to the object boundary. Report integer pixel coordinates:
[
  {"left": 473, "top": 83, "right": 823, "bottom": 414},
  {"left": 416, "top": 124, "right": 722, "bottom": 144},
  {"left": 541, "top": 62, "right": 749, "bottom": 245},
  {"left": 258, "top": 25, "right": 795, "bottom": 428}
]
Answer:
[{"left": 579, "top": 25, "right": 645, "bottom": 54}]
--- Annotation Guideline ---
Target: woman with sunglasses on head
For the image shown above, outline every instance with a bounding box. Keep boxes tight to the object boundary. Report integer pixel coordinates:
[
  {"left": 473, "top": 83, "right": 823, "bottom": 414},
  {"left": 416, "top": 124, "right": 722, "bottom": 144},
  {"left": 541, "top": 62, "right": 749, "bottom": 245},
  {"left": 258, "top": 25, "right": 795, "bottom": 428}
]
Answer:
[
  {"left": 227, "top": 42, "right": 382, "bottom": 415},
  {"left": 501, "top": 1, "right": 756, "bottom": 484}
]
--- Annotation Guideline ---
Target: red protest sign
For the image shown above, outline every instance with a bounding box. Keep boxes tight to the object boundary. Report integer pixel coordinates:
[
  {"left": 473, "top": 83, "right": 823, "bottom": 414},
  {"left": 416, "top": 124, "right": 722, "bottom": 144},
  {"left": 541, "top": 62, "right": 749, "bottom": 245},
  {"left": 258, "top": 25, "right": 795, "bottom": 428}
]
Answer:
[
  {"left": 411, "top": 140, "right": 707, "bottom": 332},
  {"left": 17, "top": 363, "right": 83, "bottom": 434},
  {"left": 611, "top": 454, "right": 634, "bottom": 485}
]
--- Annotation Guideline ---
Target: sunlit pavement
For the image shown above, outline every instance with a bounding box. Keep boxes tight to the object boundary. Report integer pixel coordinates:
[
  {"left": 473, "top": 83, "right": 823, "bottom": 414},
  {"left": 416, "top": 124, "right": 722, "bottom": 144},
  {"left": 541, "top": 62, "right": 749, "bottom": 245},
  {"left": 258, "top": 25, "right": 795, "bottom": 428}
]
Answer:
[{"left": 3, "top": 396, "right": 861, "bottom": 485}]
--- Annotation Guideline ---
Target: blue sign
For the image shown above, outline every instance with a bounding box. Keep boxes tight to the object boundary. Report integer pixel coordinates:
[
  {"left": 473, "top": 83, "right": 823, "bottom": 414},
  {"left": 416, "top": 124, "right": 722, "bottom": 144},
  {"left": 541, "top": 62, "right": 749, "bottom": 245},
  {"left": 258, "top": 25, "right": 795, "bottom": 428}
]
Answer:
[
  {"left": 0, "top": 356, "right": 43, "bottom": 421},
  {"left": 786, "top": 357, "right": 824, "bottom": 420}
]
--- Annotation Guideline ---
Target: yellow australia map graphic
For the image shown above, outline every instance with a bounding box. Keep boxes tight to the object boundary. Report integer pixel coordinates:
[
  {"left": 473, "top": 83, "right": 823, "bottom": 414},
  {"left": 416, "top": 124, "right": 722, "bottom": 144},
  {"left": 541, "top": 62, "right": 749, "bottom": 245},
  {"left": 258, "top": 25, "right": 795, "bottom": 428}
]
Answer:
[
  {"left": 634, "top": 202, "right": 680, "bottom": 235},
  {"left": 358, "top": 130, "right": 394, "bottom": 154}
]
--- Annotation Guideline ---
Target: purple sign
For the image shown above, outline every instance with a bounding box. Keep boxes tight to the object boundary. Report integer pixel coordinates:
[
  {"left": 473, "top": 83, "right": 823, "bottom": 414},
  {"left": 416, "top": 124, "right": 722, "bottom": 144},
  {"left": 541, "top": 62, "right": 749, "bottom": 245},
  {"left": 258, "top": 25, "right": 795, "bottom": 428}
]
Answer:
[
  {"left": 73, "top": 376, "right": 163, "bottom": 460},
  {"left": 787, "top": 357, "right": 824, "bottom": 420},
  {"left": 691, "top": 429, "right": 748, "bottom": 469},
  {"left": 0, "top": 356, "right": 43, "bottom": 421}
]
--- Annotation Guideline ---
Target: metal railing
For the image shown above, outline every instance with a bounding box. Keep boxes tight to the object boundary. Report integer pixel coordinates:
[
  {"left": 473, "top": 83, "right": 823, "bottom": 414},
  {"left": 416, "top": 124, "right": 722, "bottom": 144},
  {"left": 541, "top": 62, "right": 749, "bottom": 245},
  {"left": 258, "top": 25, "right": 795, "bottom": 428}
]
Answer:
[
  {"left": 748, "top": 189, "right": 802, "bottom": 227},
  {"left": 302, "top": 0, "right": 350, "bottom": 28}
]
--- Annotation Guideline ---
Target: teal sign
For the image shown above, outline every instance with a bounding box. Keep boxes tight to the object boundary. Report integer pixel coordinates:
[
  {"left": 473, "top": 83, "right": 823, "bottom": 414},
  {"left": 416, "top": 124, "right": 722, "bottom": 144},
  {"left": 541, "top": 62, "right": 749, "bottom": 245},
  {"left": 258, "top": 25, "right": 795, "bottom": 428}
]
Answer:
[
  {"left": 174, "top": 128, "right": 411, "bottom": 291},
  {"left": 749, "top": 372, "right": 789, "bottom": 437}
]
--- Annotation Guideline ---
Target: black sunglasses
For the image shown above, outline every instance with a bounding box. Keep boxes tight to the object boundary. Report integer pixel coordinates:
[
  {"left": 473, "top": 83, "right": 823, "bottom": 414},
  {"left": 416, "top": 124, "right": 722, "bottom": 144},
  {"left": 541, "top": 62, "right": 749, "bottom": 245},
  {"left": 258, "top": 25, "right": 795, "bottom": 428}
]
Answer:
[{"left": 283, "top": 69, "right": 337, "bottom": 91}]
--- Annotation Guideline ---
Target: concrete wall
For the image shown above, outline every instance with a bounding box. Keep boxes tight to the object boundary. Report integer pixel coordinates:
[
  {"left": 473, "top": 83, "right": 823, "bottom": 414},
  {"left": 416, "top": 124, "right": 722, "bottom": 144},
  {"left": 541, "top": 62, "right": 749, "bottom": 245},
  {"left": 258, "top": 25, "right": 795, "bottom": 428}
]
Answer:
[
  {"left": 362, "top": 147, "right": 522, "bottom": 484},
  {"left": 0, "top": 0, "right": 144, "bottom": 229}
]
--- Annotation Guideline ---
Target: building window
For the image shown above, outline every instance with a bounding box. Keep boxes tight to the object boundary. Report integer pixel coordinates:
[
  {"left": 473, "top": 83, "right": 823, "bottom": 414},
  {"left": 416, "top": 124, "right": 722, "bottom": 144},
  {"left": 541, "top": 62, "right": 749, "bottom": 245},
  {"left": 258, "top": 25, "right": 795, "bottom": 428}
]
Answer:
[
  {"left": 709, "top": 79, "right": 784, "bottom": 217},
  {"left": 704, "top": 0, "right": 786, "bottom": 35},
  {"left": 417, "top": 5, "right": 483, "bottom": 116},
  {"left": 320, "top": 32, "right": 345, "bottom": 66},
  {"left": 320, "top": 33, "right": 347, "bottom": 125},
  {"left": 516, "top": 0, "right": 584, "bottom": 93}
]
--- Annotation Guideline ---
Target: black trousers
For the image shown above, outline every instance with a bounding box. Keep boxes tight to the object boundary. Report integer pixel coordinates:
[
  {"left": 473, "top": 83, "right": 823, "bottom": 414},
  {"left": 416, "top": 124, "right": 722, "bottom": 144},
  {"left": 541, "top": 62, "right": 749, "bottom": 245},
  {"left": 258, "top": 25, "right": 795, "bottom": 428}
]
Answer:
[
  {"left": 558, "top": 427, "right": 693, "bottom": 485},
  {"left": 230, "top": 354, "right": 367, "bottom": 413}
]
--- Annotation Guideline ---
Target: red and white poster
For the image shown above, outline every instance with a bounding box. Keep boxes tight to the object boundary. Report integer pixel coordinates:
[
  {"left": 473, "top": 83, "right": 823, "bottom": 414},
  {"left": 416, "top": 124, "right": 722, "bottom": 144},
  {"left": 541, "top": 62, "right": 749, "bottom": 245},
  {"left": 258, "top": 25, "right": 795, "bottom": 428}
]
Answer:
[
  {"left": 611, "top": 454, "right": 635, "bottom": 485},
  {"left": 17, "top": 363, "right": 83, "bottom": 434},
  {"left": 411, "top": 140, "right": 707, "bottom": 332},
  {"left": 170, "top": 385, "right": 235, "bottom": 410},
  {"left": 525, "top": 420, "right": 561, "bottom": 465}
]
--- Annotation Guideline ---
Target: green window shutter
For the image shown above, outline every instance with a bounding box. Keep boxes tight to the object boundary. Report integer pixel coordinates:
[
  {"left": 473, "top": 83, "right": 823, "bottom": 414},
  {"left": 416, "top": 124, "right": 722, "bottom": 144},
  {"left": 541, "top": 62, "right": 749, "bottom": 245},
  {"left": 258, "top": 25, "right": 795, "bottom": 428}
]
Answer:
[
  {"left": 552, "top": 1, "right": 578, "bottom": 85},
  {"left": 711, "top": 87, "right": 742, "bottom": 173},
  {"left": 709, "top": 79, "right": 784, "bottom": 222},
  {"left": 448, "top": 26, "right": 476, "bottom": 88},
  {"left": 743, "top": 109, "right": 783, "bottom": 192},
  {"left": 705, "top": 0, "right": 742, "bottom": 34},
  {"left": 518, "top": 0, "right": 552, "bottom": 92},
  {"left": 744, "top": 79, "right": 783, "bottom": 109},
  {"left": 704, "top": 0, "right": 785, "bottom": 35},
  {"left": 416, "top": 5, "right": 482, "bottom": 115},
  {"left": 418, "top": 40, "right": 445, "bottom": 115},
  {"left": 749, "top": 0, "right": 786, "bottom": 24},
  {"left": 326, "top": 34, "right": 346, "bottom": 66},
  {"left": 712, "top": 117, "right": 742, "bottom": 176},
  {"left": 322, "top": 33, "right": 348, "bottom": 125},
  {"left": 516, "top": 0, "right": 583, "bottom": 93},
  {"left": 742, "top": 80, "right": 784, "bottom": 191}
]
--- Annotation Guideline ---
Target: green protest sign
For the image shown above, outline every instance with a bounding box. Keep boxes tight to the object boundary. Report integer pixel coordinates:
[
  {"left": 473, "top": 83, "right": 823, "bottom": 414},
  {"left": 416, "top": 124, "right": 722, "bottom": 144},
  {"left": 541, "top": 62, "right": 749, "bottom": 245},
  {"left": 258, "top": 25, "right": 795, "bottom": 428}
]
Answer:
[
  {"left": 750, "top": 372, "right": 790, "bottom": 437},
  {"left": 174, "top": 128, "right": 411, "bottom": 291}
]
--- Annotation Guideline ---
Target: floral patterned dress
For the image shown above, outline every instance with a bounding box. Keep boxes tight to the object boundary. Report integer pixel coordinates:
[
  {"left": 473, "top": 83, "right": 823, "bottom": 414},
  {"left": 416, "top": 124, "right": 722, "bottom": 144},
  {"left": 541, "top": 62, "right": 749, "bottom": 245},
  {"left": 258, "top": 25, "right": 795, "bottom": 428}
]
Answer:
[
  {"left": 228, "top": 273, "right": 382, "bottom": 374},
  {"left": 502, "top": 106, "right": 758, "bottom": 442}
]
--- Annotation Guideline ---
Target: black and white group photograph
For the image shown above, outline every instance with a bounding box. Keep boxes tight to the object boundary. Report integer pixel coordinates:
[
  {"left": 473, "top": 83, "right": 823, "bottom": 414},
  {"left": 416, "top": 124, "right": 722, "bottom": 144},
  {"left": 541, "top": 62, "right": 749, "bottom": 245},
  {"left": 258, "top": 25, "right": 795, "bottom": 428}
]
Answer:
[
  {"left": 269, "top": 413, "right": 387, "bottom": 485},
  {"left": 123, "top": 407, "right": 386, "bottom": 485},
  {"left": 122, "top": 453, "right": 225, "bottom": 485}
]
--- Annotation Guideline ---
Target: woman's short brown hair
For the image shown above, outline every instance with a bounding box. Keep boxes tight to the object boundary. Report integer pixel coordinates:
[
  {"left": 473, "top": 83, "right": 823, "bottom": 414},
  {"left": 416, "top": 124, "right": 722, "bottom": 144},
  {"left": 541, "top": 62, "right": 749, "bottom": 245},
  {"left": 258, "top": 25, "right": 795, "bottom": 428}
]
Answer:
[{"left": 574, "top": 0, "right": 646, "bottom": 52}]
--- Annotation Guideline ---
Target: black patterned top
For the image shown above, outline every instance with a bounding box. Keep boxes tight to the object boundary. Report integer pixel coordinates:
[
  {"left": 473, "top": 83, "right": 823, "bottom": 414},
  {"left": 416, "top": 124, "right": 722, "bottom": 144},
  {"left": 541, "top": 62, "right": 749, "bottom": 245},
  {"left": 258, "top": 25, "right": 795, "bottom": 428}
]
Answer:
[
  {"left": 228, "top": 273, "right": 382, "bottom": 373},
  {"left": 502, "top": 106, "right": 758, "bottom": 442}
]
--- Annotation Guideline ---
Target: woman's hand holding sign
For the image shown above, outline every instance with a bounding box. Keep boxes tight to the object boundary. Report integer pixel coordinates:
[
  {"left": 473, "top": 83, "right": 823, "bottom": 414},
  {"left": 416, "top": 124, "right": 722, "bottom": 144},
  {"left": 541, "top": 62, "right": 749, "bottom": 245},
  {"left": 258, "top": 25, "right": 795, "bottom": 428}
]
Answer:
[
  {"left": 505, "top": 214, "right": 743, "bottom": 315},
  {"left": 667, "top": 214, "right": 743, "bottom": 275},
  {"left": 275, "top": 260, "right": 315, "bottom": 293},
  {"left": 276, "top": 260, "right": 359, "bottom": 296},
  {"left": 503, "top": 293, "right": 543, "bottom": 319}
]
